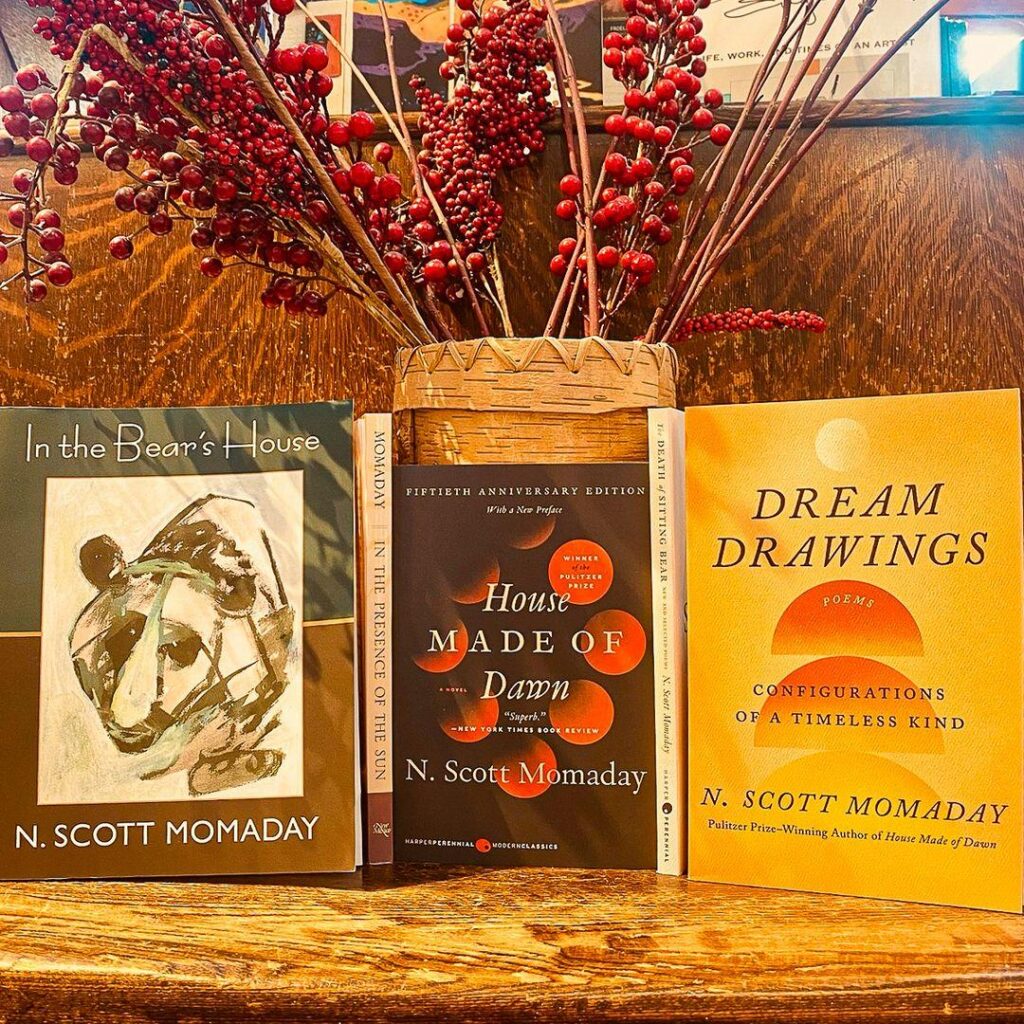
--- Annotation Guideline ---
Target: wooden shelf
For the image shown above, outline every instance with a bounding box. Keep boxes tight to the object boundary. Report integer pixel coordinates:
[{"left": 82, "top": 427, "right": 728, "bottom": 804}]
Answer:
[{"left": 1, "top": 865, "right": 1022, "bottom": 1022}]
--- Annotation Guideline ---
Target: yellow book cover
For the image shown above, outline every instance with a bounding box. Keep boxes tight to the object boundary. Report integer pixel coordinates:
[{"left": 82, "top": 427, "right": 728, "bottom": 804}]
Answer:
[{"left": 686, "top": 390, "right": 1024, "bottom": 912}]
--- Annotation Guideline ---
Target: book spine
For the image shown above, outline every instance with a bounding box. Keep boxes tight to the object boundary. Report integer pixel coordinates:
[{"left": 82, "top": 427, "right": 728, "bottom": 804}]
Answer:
[
  {"left": 648, "top": 408, "right": 687, "bottom": 876},
  {"left": 356, "top": 413, "right": 394, "bottom": 864}
]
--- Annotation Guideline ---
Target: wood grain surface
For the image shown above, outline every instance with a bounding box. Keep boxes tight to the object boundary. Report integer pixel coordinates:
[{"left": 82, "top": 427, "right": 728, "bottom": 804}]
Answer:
[
  {"left": 0, "top": 865, "right": 1022, "bottom": 1023},
  {"left": 0, "top": 105, "right": 1021, "bottom": 417}
]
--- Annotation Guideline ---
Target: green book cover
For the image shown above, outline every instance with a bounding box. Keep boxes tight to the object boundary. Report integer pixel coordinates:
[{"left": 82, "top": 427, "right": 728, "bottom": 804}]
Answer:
[{"left": 0, "top": 403, "right": 356, "bottom": 879}]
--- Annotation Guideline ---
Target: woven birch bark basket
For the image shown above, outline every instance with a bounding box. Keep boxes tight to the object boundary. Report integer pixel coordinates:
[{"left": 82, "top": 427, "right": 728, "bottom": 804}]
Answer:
[{"left": 393, "top": 337, "right": 678, "bottom": 465}]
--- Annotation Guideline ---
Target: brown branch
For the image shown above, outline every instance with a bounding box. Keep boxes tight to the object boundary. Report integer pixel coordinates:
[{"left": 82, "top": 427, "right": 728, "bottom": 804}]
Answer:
[
  {"left": 205, "top": 0, "right": 432, "bottom": 346},
  {"left": 544, "top": 0, "right": 599, "bottom": 335},
  {"left": 665, "top": 0, "right": 953, "bottom": 334},
  {"left": 645, "top": 0, "right": 803, "bottom": 343},
  {"left": 298, "top": 0, "right": 493, "bottom": 338}
]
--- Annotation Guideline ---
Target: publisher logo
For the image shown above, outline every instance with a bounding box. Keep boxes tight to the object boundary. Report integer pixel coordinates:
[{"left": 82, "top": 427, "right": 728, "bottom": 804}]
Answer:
[{"left": 475, "top": 837, "right": 492, "bottom": 853}]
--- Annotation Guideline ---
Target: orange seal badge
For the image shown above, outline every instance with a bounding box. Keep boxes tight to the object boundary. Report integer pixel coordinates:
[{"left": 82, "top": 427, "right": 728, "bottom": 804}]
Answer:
[{"left": 548, "top": 539, "right": 613, "bottom": 605}]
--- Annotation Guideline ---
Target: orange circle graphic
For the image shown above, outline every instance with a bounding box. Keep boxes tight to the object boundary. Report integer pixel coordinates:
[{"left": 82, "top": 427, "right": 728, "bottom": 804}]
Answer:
[
  {"left": 509, "top": 515, "right": 557, "bottom": 550},
  {"left": 452, "top": 558, "right": 500, "bottom": 605},
  {"left": 582, "top": 610, "right": 646, "bottom": 675},
  {"left": 439, "top": 691, "right": 500, "bottom": 743},
  {"left": 548, "top": 679, "right": 615, "bottom": 744},
  {"left": 496, "top": 739, "right": 557, "bottom": 799},
  {"left": 413, "top": 620, "right": 468, "bottom": 673},
  {"left": 548, "top": 539, "right": 614, "bottom": 605}
]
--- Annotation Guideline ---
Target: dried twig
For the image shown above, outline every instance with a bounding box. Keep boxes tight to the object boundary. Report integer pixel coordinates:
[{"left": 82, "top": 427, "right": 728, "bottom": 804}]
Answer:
[{"left": 206, "top": 0, "right": 433, "bottom": 346}]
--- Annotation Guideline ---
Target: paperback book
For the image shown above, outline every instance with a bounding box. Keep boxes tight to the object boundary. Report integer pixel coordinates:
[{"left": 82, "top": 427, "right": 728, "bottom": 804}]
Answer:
[
  {"left": 686, "top": 390, "right": 1024, "bottom": 911},
  {"left": 384, "top": 411, "right": 685, "bottom": 871},
  {"left": 0, "top": 403, "right": 358, "bottom": 880}
]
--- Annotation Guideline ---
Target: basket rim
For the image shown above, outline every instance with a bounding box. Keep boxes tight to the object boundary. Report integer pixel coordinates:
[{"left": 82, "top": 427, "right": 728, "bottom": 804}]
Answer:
[
  {"left": 395, "top": 336, "right": 678, "bottom": 381},
  {"left": 393, "top": 336, "right": 678, "bottom": 415}
]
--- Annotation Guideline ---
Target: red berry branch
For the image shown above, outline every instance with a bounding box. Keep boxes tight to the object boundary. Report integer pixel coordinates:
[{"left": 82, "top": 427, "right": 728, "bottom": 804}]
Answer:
[
  {"left": 544, "top": 0, "right": 951, "bottom": 344},
  {"left": 0, "top": 0, "right": 553, "bottom": 345},
  {"left": 0, "top": 0, "right": 951, "bottom": 347}
]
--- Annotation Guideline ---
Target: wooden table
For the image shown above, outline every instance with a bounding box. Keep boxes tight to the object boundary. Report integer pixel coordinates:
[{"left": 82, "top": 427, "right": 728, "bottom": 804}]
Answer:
[{"left": 0, "top": 866, "right": 1021, "bottom": 1022}]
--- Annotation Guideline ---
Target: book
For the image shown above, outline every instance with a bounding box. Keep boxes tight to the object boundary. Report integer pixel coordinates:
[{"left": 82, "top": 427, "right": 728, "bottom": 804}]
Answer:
[
  {"left": 1, "top": 403, "right": 358, "bottom": 880},
  {"left": 685, "top": 390, "right": 1024, "bottom": 911},
  {"left": 355, "top": 413, "right": 395, "bottom": 864},
  {"left": 648, "top": 409, "right": 687, "bottom": 874},
  {"left": 390, "top": 451, "right": 685, "bottom": 870}
]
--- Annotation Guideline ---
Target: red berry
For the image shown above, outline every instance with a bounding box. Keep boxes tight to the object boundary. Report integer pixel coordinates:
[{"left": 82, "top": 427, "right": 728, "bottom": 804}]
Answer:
[
  {"left": 604, "top": 113, "right": 627, "bottom": 136},
  {"left": 79, "top": 120, "right": 105, "bottom": 146},
  {"left": 555, "top": 198, "right": 577, "bottom": 220},
  {"left": 0, "top": 87, "right": 24, "bottom": 113},
  {"left": 557, "top": 237, "right": 577, "bottom": 259},
  {"left": 53, "top": 164, "right": 78, "bottom": 186},
  {"left": 39, "top": 227, "right": 65, "bottom": 252},
  {"left": 705, "top": 88, "right": 724, "bottom": 108},
  {"left": 0, "top": 244, "right": 7, "bottom": 264},
  {"left": 15, "top": 69, "right": 39, "bottom": 92},
  {"left": 631, "top": 119, "right": 655, "bottom": 142},
  {"left": 672, "top": 163, "right": 695, "bottom": 187},
  {"left": 270, "top": 0, "right": 295, "bottom": 12},
  {"left": 30, "top": 93, "right": 58, "bottom": 119},
  {"left": 631, "top": 252, "right": 656, "bottom": 275},
  {"left": 689, "top": 35, "right": 706, "bottom": 55},
  {"left": 7, "top": 203, "right": 26, "bottom": 228},
  {"left": 274, "top": 48, "right": 304, "bottom": 75},
  {"left": 559, "top": 174, "right": 582, "bottom": 197},
  {"left": 199, "top": 256, "right": 223, "bottom": 278},
  {"left": 26, "top": 137, "right": 52, "bottom": 164},
  {"left": 327, "top": 120, "right": 351, "bottom": 146},
  {"left": 213, "top": 178, "right": 238, "bottom": 202},
  {"left": 691, "top": 107, "right": 714, "bottom": 130},
  {"left": 604, "top": 152, "right": 627, "bottom": 177},
  {"left": 549, "top": 254, "right": 568, "bottom": 275},
  {"left": 408, "top": 198, "right": 431, "bottom": 222},
  {"left": 104, "top": 147, "right": 129, "bottom": 172},
  {"left": 423, "top": 258, "right": 448, "bottom": 283},
  {"left": 109, "top": 236, "right": 134, "bottom": 260},
  {"left": 3, "top": 112, "right": 30, "bottom": 139},
  {"left": 384, "top": 250, "right": 407, "bottom": 274},
  {"left": 11, "top": 168, "right": 33, "bottom": 194},
  {"left": 156, "top": 117, "right": 180, "bottom": 140},
  {"left": 27, "top": 279, "right": 47, "bottom": 303},
  {"left": 710, "top": 123, "right": 732, "bottom": 146},
  {"left": 350, "top": 111, "right": 375, "bottom": 139},
  {"left": 632, "top": 156, "right": 655, "bottom": 179},
  {"left": 624, "top": 88, "right": 645, "bottom": 110},
  {"left": 304, "top": 44, "right": 329, "bottom": 72},
  {"left": 180, "top": 164, "right": 205, "bottom": 189},
  {"left": 596, "top": 245, "right": 619, "bottom": 268},
  {"left": 374, "top": 142, "right": 394, "bottom": 164},
  {"left": 350, "top": 161, "right": 375, "bottom": 188},
  {"left": 46, "top": 261, "right": 73, "bottom": 287},
  {"left": 654, "top": 79, "right": 676, "bottom": 101},
  {"left": 148, "top": 212, "right": 173, "bottom": 235}
]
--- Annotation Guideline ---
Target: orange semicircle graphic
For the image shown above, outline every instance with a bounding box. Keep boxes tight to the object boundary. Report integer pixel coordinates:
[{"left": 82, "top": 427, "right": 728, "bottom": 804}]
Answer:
[
  {"left": 754, "top": 656, "right": 944, "bottom": 754},
  {"left": 772, "top": 580, "right": 923, "bottom": 657}
]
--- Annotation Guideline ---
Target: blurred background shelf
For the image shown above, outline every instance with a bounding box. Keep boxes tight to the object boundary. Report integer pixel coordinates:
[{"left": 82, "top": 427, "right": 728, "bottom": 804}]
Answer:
[{"left": 1, "top": 866, "right": 1022, "bottom": 1022}]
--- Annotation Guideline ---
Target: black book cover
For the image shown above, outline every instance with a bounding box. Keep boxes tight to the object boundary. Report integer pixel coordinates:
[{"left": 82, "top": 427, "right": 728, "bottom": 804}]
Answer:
[{"left": 393, "top": 462, "right": 656, "bottom": 868}]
